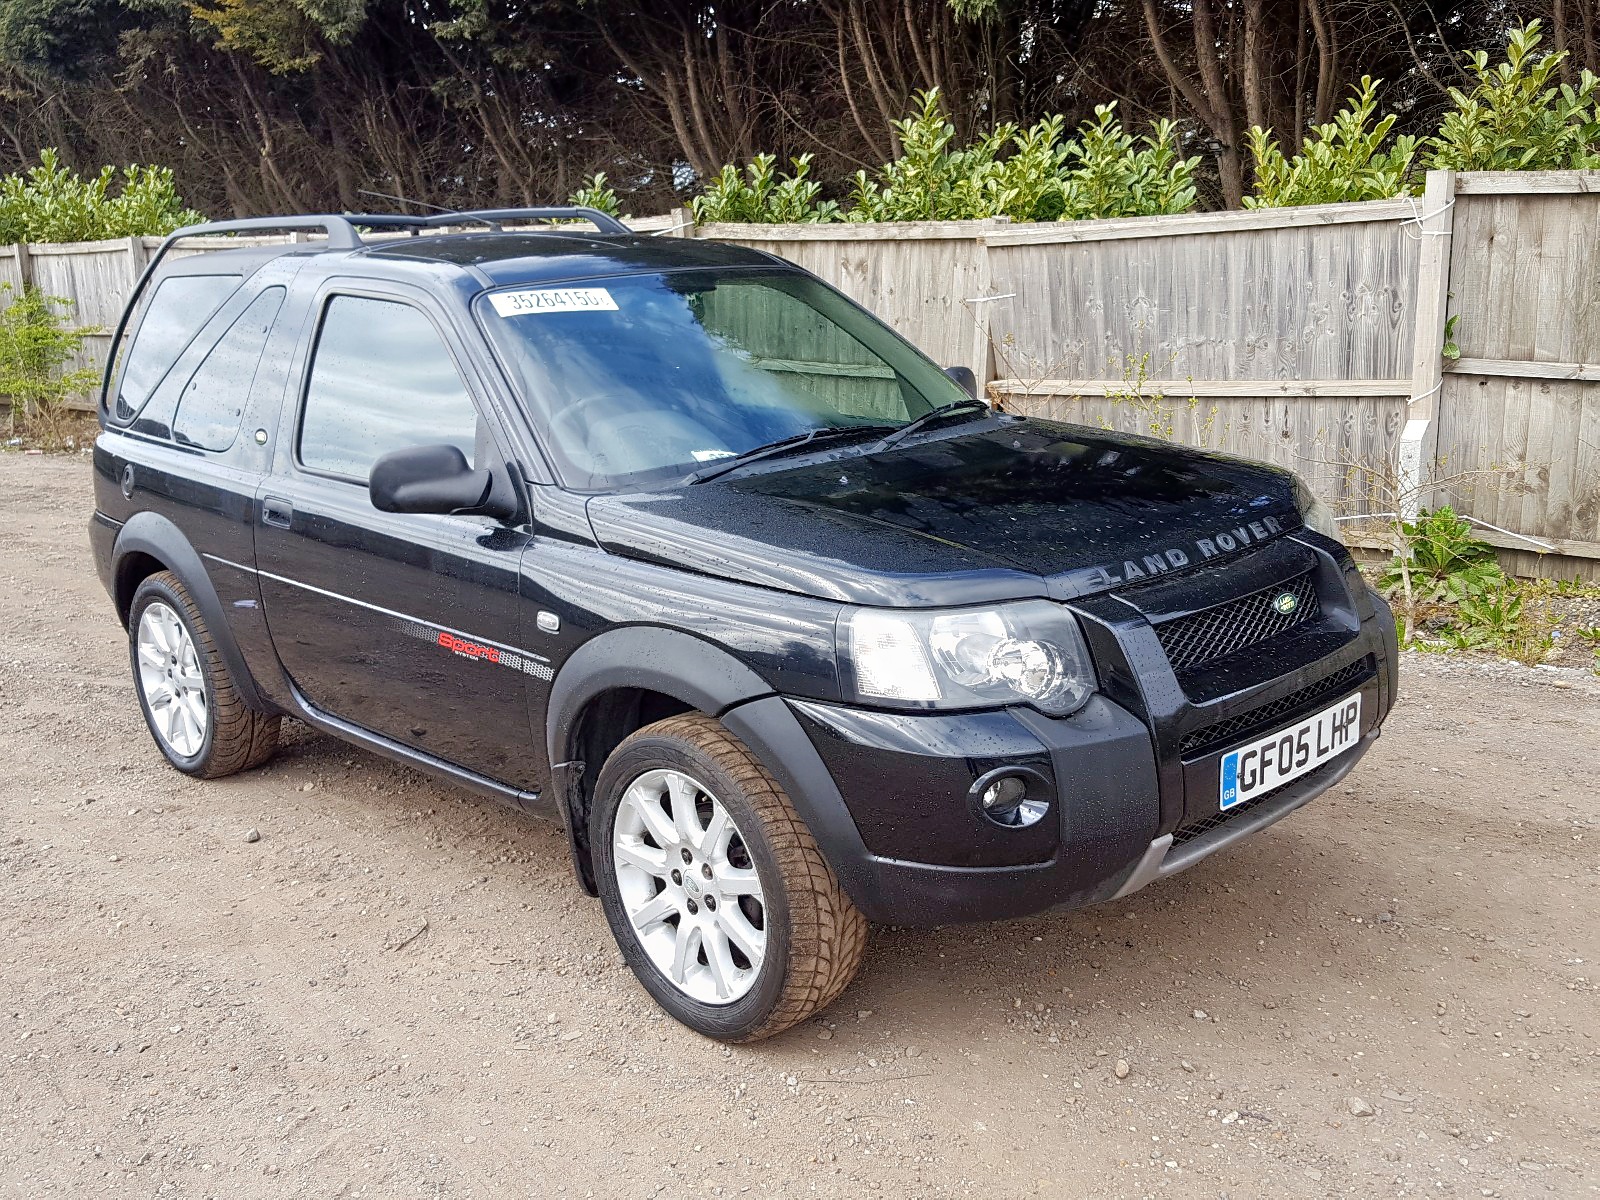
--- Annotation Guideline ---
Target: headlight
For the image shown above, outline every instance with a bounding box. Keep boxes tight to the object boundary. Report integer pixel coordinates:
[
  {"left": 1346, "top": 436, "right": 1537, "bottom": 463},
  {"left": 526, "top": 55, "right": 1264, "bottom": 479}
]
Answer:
[
  {"left": 1294, "top": 476, "right": 1342, "bottom": 543},
  {"left": 843, "top": 600, "right": 1096, "bottom": 716}
]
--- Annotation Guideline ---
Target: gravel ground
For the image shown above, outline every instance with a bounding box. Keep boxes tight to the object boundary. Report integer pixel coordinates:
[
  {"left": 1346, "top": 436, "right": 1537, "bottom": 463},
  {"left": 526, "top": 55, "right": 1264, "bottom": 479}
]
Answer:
[{"left": 3, "top": 453, "right": 1597, "bottom": 1198}]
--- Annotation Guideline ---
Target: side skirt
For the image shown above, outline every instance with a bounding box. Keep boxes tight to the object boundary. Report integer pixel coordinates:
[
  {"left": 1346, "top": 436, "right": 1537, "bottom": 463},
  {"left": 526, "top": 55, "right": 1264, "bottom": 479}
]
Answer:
[{"left": 286, "top": 680, "right": 550, "bottom": 819}]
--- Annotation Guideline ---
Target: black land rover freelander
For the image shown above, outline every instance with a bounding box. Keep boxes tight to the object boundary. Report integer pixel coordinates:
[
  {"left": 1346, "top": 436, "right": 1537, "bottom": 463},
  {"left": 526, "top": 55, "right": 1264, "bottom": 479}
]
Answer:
[{"left": 91, "top": 209, "right": 1398, "bottom": 1041}]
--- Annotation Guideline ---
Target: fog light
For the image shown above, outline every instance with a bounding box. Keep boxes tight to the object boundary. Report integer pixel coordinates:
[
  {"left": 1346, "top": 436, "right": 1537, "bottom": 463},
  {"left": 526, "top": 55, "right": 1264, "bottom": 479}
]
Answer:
[{"left": 974, "top": 769, "right": 1051, "bottom": 828}]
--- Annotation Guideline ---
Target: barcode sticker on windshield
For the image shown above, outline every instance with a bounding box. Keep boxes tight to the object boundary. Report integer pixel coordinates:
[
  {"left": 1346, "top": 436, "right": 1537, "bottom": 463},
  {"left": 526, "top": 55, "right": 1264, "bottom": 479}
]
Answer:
[{"left": 489, "top": 287, "right": 618, "bottom": 317}]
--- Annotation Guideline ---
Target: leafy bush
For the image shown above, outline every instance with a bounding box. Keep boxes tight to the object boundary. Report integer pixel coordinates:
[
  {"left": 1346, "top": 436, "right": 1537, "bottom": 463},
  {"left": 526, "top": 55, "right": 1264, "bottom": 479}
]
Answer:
[
  {"left": 1057, "top": 109, "right": 1198, "bottom": 220},
  {"left": 692, "top": 154, "right": 839, "bottom": 224},
  {"left": 568, "top": 172, "right": 622, "bottom": 219},
  {"left": 1377, "top": 506, "right": 1563, "bottom": 662},
  {"left": 690, "top": 23, "right": 1600, "bottom": 227},
  {"left": 0, "top": 285, "right": 98, "bottom": 447},
  {"left": 1245, "top": 24, "right": 1600, "bottom": 208},
  {"left": 1245, "top": 78, "right": 1418, "bottom": 208},
  {"left": 1426, "top": 21, "right": 1600, "bottom": 172},
  {"left": 846, "top": 93, "right": 1009, "bottom": 221},
  {"left": 845, "top": 92, "right": 1198, "bottom": 223},
  {"left": 1379, "top": 506, "right": 1505, "bottom": 606},
  {"left": 0, "top": 149, "right": 203, "bottom": 243}
]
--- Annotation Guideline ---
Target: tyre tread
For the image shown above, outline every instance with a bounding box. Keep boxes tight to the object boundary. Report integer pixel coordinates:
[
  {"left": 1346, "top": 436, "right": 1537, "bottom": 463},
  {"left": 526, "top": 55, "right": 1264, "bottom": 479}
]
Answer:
[
  {"left": 137, "top": 571, "right": 279, "bottom": 778},
  {"left": 635, "top": 713, "right": 867, "bottom": 1041}
]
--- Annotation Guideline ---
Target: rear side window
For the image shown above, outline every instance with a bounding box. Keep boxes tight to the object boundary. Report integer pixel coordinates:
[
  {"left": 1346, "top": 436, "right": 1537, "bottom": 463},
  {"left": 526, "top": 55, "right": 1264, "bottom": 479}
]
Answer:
[
  {"left": 298, "top": 295, "right": 479, "bottom": 480},
  {"left": 171, "top": 287, "right": 285, "bottom": 452},
  {"left": 114, "top": 274, "right": 241, "bottom": 421}
]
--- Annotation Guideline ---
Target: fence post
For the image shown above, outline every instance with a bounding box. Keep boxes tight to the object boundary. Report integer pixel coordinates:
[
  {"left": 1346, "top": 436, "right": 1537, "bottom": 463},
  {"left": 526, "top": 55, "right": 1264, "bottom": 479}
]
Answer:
[
  {"left": 125, "top": 235, "right": 149, "bottom": 290},
  {"left": 1398, "top": 169, "right": 1456, "bottom": 518},
  {"left": 669, "top": 206, "right": 695, "bottom": 237},
  {"left": 14, "top": 240, "right": 31, "bottom": 289},
  {"left": 966, "top": 217, "right": 1013, "bottom": 395}
]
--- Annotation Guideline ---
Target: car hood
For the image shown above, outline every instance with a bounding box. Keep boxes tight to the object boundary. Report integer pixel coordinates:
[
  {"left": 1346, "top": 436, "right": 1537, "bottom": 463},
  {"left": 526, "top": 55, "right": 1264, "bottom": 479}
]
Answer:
[{"left": 584, "top": 417, "right": 1304, "bottom": 607}]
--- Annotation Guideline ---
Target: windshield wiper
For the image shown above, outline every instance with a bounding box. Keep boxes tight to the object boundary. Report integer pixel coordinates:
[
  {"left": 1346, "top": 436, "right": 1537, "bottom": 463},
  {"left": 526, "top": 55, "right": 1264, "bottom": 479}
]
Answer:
[
  {"left": 684, "top": 424, "right": 896, "bottom": 484},
  {"left": 869, "top": 397, "right": 991, "bottom": 453}
]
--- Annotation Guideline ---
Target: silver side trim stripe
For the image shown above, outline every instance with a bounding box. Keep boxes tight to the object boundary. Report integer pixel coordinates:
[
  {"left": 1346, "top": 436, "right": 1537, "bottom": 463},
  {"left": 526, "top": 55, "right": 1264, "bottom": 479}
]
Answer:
[{"left": 202, "top": 551, "right": 554, "bottom": 679}]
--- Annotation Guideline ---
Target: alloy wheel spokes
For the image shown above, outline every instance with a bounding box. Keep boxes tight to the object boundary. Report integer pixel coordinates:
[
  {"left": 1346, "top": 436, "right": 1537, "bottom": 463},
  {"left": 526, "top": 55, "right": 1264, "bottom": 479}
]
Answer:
[
  {"left": 136, "top": 601, "right": 208, "bottom": 759},
  {"left": 611, "top": 767, "right": 767, "bottom": 1005}
]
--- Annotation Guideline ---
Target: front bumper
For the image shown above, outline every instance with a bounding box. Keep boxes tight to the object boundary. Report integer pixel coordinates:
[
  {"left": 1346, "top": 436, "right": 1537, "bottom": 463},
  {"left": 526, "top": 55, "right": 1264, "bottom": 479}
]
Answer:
[{"left": 725, "top": 534, "right": 1397, "bottom": 927}]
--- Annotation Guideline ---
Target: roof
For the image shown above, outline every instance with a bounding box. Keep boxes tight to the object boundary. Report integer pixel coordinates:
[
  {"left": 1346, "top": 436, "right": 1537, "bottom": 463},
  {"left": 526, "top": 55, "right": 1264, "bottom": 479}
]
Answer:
[
  {"left": 365, "top": 231, "right": 783, "bottom": 286},
  {"left": 154, "top": 230, "right": 787, "bottom": 292}
]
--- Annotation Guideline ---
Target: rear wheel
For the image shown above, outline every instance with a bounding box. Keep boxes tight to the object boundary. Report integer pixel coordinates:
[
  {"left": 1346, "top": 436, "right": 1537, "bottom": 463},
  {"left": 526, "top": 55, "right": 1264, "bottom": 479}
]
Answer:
[
  {"left": 128, "top": 571, "right": 279, "bottom": 778},
  {"left": 590, "top": 713, "right": 867, "bottom": 1041}
]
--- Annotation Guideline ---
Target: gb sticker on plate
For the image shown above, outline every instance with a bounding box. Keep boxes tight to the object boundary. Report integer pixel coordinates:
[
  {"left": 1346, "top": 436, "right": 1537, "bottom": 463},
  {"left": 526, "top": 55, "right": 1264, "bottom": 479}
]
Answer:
[{"left": 489, "top": 287, "right": 618, "bottom": 317}]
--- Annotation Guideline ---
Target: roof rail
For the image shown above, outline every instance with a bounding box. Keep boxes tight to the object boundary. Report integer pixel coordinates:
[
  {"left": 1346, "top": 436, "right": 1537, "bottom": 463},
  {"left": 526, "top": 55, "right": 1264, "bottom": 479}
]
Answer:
[
  {"left": 99, "top": 215, "right": 374, "bottom": 414},
  {"left": 431, "top": 207, "right": 631, "bottom": 235},
  {"left": 98, "top": 206, "right": 633, "bottom": 413}
]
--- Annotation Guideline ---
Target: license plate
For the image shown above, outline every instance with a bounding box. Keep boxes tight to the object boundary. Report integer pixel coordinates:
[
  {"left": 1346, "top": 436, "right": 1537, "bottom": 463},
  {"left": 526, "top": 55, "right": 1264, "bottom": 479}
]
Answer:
[{"left": 1219, "top": 692, "right": 1362, "bottom": 810}]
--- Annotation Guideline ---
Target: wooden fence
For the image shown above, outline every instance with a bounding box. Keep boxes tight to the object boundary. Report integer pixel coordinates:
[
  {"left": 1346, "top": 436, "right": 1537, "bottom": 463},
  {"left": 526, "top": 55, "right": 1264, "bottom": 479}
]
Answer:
[
  {"left": 8, "top": 175, "right": 1599, "bottom": 578},
  {"left": 707, "top": 172, "right": 1600, "bottom": 582}
]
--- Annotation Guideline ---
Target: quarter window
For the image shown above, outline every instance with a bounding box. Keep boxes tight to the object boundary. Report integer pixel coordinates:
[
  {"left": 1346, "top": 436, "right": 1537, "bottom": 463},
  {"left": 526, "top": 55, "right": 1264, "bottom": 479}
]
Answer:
[
  {"left": 172, "top": 287, "right": 284, "bottom": 452},
  {"left": 299, "top": 296, "right": 479, "bottom": 480},
  {"left": 114, "top": 274, "right": 241, "bottom": 421}
]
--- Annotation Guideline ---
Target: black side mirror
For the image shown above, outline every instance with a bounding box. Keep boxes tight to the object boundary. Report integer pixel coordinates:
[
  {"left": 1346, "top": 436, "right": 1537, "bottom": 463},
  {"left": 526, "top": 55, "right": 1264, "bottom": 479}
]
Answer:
[
  {"left": 944, "top": 365, "right": 978, "bottom": 398},
  {"left": 370, "top": 444, "right": 500, "bottom": 517}
]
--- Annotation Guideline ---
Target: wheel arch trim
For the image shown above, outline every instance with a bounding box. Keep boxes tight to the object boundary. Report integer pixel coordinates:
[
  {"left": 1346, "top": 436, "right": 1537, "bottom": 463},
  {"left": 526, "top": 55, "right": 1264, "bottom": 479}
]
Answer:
[
  {"left": 543, "top": 625, "right": 776, "bottom": 768},
  {"left": 111, "top": 511, "right": 270, "bottom": 713},
  {"left": 544, "top": 625, "right": 876, "bottom": 912}
]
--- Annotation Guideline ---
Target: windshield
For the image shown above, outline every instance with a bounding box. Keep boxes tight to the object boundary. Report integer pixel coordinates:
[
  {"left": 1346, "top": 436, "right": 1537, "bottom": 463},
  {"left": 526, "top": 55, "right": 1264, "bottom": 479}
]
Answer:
[{"left": 476, "top": 267, "right": 974, "bottom": 490}]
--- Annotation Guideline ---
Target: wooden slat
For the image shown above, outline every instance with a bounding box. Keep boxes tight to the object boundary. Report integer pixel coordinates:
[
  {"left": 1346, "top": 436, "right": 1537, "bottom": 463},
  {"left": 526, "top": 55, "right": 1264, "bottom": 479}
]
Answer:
[
  {"left": 981, "top": 198, "right": 1412, "bottom": 246},
  {"left": 1455, "top": 171, "right": 1600, "bottom": 194},
  {"left": 713, "top": 227, "right": 995, "bottom": 376},
  {"left": 991, "top": 378, "right": 1410, "bottom": 398},
  {"left": 26, "top": 238, "right": 136, "bottom": 255},
  {"left": 698, "top": 219, "right": 1005, "bottom": 241},
  {"left": 1340, "top": 525, "right": 1600, "bottom": 560},
  {"left": 1449, "top": 356, "right": 1600, "bottom": 382},
  {"left": 627, "top": 210, "right": 693, "bottom": 235}
]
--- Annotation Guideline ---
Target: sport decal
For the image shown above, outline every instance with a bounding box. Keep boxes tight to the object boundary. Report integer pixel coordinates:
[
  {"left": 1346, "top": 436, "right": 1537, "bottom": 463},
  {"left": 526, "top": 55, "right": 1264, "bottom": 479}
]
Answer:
[{"left": 392, "top": 617, "right": 554, "bottom": 681}]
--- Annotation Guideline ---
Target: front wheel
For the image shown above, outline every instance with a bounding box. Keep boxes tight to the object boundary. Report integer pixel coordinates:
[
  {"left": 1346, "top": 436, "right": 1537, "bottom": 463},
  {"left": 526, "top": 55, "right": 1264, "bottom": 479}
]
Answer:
[{"left": 590, "top": 714, "right": 867, "bottom": 1041}]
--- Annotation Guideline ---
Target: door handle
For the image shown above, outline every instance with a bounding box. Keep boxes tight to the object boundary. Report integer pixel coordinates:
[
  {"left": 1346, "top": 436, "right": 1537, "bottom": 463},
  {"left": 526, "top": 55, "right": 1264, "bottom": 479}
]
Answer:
[{"left": 262, "top": 497, "right": 294, "bottom": 529}]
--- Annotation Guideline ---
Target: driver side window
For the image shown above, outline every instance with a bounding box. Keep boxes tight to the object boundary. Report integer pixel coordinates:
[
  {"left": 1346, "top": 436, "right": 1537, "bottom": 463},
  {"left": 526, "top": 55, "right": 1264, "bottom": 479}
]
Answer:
[{"left": 299, "top": 295, "right": 480, "bottom": 481}]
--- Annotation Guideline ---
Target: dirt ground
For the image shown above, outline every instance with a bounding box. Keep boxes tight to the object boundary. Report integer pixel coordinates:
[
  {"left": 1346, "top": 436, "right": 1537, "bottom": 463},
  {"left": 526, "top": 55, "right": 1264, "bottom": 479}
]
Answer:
[{"left": 3, "top": 452, "right": 1597, "bottom": 1199}]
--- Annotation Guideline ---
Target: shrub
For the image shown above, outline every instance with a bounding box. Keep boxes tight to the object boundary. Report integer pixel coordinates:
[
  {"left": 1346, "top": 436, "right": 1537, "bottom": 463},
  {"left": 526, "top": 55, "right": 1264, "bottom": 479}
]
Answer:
[
  {"left": 1245, "top": 78, "right": 1418, "bottom": 208},
  {"left": 1426, "top": 21, "right": 1600, "bottom": 172},
  {"left": 1245, "top": 24, "right": 1600, "bottom": 208},
  {"left": 0, "top": 285, "right": 99, "bottom": 447},
  {"left": 847, "top": 92, "right": 1008, "bottom": 221},
  {"left": 1059, "top": 109, "right": 1198, "bottom": 220},
  {"left": 845, "top": 92, "right": 1198, "bottom": 223},
  {"left": 0, "top": 149, "right": 203, "bottom": 243},
  {"left": 692, "top": 154, "right": 839, "bottom": 224},
  {"left": 568, "top": 172, "right": 622, "bottom": 219},
  {"left": 1379, "top": 506, "right": 1505, "bottom": 607}
]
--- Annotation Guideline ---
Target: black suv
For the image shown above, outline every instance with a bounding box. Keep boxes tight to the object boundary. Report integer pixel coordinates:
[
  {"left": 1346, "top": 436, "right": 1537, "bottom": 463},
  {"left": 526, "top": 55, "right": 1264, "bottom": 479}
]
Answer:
[{"left": 91, "top": 209, "right": 1398, "bottom": 1041}]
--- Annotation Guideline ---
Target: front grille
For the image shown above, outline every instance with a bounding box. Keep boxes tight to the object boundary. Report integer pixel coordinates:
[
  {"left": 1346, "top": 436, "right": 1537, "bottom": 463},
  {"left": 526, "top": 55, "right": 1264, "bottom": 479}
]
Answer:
[
  {"left": 1179, "top": 657, "right": 1373, "bottom": 759},
  {"left": 1172, "top": 760, "right": 1337, "bottom": 847},
  {"left": 1154, "top": 571, "right": 1320, "bottom": 673}
]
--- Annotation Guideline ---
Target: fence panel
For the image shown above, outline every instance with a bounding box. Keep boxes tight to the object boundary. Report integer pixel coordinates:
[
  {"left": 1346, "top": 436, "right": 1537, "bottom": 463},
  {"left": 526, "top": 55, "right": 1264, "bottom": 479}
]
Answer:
[
  {"left": 25, "top": 239, "right": 143, "bottom": 394},
  {"left": 982, "top": 202, "right": 1418, "bottom": 517},
  {"left": 1433, "top": 174, "right": 1600, "bottom": 579}
]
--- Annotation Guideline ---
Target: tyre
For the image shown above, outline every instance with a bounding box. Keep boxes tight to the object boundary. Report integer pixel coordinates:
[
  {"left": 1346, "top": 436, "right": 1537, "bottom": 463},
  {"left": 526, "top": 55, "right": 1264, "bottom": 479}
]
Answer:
[
  {"left": 590, "top": 713, "right": 867, "bottom": 1041},
  {"left": 128, "top": 571, "right": 280, "bottom": 778}
]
